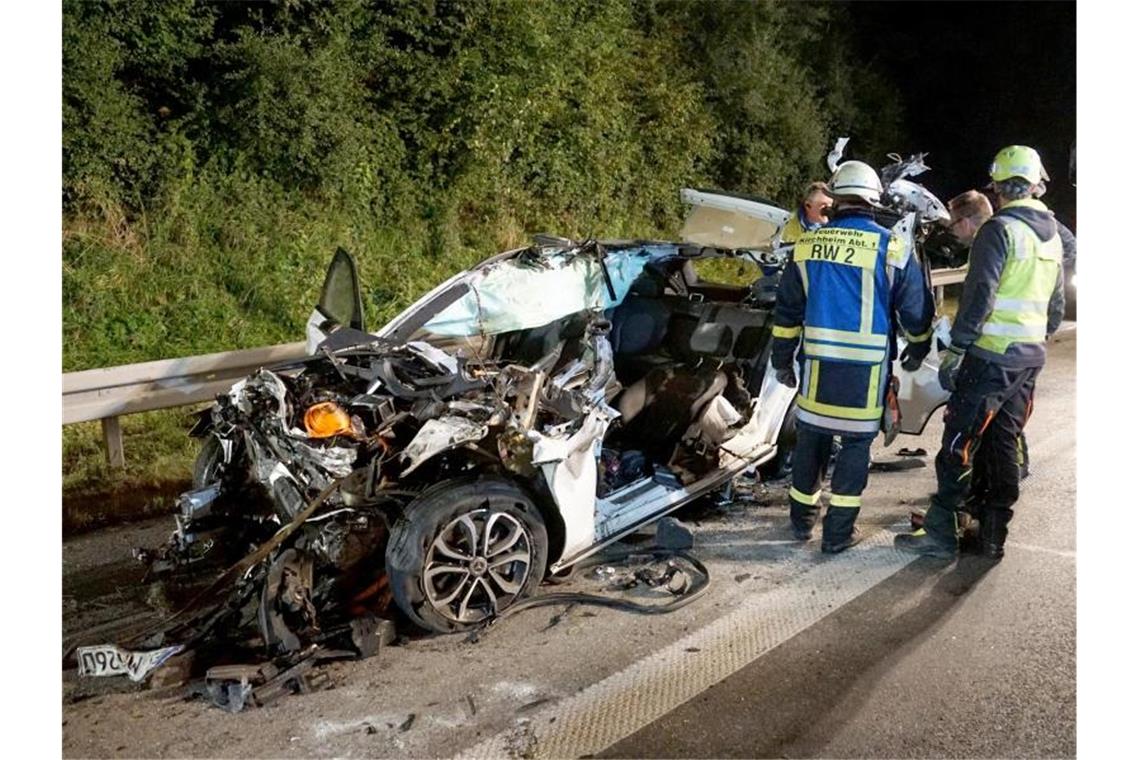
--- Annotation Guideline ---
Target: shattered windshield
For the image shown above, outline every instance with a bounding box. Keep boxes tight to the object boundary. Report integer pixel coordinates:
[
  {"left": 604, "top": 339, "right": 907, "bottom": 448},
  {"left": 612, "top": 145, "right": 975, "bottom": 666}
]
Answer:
[{"left": 421, "top": 243, "right": 678, "bottom": 338}]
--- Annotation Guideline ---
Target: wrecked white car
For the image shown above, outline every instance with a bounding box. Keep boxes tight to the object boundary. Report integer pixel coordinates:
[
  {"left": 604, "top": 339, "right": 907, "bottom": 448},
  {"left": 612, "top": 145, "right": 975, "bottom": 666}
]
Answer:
[
  {"left": 139, "top": 156, "right": 953, "bottom": 658},
  {"left": 143, "top": 192, "right": 802, "bottom": 646}
]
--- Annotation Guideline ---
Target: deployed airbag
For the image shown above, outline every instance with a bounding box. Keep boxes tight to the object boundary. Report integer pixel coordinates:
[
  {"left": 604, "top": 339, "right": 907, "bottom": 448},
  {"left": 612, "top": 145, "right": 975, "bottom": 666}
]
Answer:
[{"left": 422, "top": 247, "right": 671, "bottom": 337}]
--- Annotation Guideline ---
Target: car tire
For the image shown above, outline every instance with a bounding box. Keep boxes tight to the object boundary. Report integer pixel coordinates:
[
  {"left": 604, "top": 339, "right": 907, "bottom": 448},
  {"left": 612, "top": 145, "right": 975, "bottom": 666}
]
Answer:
[
  {"left": 386, "top": 478, "right": 548, "bottom": 633},
  {"left": 192, "top": 436, "right": 225, "bottom": 489}
]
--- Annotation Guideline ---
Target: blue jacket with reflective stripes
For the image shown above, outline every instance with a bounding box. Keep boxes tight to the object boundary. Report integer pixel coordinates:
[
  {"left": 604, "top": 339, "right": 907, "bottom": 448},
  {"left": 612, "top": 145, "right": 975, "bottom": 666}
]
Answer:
[{"left": 771, "top": 208, "right": 934, "bottom": 436}]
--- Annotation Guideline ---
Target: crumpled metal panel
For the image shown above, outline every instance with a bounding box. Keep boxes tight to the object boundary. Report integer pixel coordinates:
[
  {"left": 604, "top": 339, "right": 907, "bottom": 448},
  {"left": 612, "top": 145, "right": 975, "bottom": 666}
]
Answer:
[
  {"left": 718, "top": 365, "right": 795, "bottom": 466},
  {"left": 400, "top": 415, "right": 489, "bottom": 476},
  {"left": 294, "top": 441, "right": 357, "bottom": 479},
  {"left": 895, "top": 316, "right": 953, "bottom": 435},
  {"left": 886, "top": 179, "right": 950, "bottom": 224},
  {"left": 827, "top": 136, "right": 850, "bottom": 172},
  {"left": 530, "top": 403, "right": 621, "bottom": 560}
]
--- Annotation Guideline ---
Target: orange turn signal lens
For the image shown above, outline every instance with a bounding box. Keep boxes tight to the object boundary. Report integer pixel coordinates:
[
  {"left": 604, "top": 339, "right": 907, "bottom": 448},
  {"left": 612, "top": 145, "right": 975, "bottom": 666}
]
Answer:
[{"left": 304, "top": 402, "right": 353, "bottom": 439}]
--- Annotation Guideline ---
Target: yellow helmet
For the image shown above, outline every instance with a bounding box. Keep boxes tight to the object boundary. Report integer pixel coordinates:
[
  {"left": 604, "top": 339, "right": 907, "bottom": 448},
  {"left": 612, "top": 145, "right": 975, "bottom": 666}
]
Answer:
[
  {"left": 989, "top": 145, "right": 1050, "bottom": 185},
  {"left": 827, "top": 160, "right": 883, "bottom": 204}
]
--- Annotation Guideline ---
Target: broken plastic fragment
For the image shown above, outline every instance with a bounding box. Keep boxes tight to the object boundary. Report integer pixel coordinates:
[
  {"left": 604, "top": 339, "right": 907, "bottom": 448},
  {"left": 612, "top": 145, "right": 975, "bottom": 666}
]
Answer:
[
  {"left": 655, "top": 517, "right": 695, "bottom": 550},
  {"left": 827, "top": 136, "right": 850, "bottom": 172}
]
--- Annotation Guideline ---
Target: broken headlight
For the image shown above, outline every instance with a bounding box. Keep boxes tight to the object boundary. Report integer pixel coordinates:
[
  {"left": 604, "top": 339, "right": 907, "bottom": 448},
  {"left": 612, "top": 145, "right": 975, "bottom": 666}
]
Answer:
[{"left": 304, "top": 401, "right": 354, "bottom": 439}]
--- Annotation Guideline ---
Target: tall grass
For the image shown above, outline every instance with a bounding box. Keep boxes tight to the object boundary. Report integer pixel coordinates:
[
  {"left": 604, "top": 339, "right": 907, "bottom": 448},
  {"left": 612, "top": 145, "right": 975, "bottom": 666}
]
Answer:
[{"left": 63, "top": 173, "right": 676, "bottom": 372}]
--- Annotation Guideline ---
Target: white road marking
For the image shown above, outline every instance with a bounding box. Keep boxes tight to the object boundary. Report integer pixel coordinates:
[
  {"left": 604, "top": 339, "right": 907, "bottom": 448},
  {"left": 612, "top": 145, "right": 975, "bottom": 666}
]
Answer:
[
  {"left": 456, "top": 525, "right": 918, "bottom": 759},
  {"left": 1006, "top": 541, "right": 1075, "bottom": 559}
]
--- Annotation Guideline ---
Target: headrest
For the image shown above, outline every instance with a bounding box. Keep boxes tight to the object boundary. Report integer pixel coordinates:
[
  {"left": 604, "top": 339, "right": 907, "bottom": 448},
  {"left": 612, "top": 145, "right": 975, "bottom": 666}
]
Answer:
[
  {"left": 628, "top": 271, "right": 666, "bottom": 298},
  {"left": 688, "top": 322, "right": 733, "bottom": 357}
]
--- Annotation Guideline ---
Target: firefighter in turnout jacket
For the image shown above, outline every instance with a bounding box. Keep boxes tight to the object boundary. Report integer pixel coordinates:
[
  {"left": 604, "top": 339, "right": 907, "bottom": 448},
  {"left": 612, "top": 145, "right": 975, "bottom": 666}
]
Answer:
[
  {"left": 896, "top": 146, "right": 1065, "bottom": 561},
  {"left": 772, "top": 160, "right": 935, "bottom": 553}
]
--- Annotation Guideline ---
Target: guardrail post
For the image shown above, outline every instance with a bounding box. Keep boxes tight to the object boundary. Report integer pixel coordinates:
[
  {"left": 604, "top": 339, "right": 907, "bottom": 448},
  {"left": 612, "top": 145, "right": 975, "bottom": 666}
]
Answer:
[
  {"left": 935, "top": 285, "right": 944, "bottom": 309},
  {"left": 101, "top": 416, "right": 125, "bottom": 469}
]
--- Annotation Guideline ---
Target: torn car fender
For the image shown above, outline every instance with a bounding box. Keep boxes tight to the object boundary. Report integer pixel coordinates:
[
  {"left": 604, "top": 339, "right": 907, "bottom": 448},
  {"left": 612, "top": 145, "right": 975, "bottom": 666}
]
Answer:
[
  {"left": 529, "top": 403, "right": 620, "bottom": 561},
  {"left": 400, "top": 416, "right": 489, "bottom": 477}
]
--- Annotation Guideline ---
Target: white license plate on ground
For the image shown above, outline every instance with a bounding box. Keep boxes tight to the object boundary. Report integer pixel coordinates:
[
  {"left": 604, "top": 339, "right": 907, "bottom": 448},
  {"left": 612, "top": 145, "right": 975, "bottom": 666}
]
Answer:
[{"left": 76, "top": 643, "right": 184, "bottom": 682}]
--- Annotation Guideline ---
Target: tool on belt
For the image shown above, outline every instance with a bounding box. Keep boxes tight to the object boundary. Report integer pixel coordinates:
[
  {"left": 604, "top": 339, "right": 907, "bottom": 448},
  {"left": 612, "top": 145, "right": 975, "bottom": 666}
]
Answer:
[
  {"left": 949, "top": 367, "right": 1035, "bottom": 466},
  {"left": 881, "top": 375, "right": 902, "bottom": 446}
]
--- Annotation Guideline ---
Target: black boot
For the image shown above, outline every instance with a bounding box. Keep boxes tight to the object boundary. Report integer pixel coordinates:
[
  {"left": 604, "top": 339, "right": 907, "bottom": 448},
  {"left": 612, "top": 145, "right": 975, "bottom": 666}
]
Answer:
[
  {"left": 822, "top": 526, "right": 864, "bottom": 554},
  {"left": 790, "top": 501, "right": 820, "bottom": 541},
  {"left": 957, "top": 510, "right": 982, "bottom": 554},
  {"left": 980, "top": 508, "right": 1013, "bottom": 560},
  {"left": 895, "top": 503, "right": 957, "bottom": 560},
  {"left": 821, "top": 506, "right": 861, "bottom": 554}
]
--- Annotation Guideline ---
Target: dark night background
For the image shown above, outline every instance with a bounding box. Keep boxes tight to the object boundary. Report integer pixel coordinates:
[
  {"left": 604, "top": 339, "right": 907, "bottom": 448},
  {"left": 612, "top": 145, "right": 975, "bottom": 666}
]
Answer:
[{"left": 849, "top": 0, "right": 1076, "bottom": 228}]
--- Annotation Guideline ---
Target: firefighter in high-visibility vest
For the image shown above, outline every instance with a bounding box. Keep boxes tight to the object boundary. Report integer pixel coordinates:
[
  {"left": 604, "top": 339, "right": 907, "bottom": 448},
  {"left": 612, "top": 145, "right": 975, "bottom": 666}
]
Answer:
[
  {"left": 781, "top": 181, "right": 832, "bottom": 244},
  {"left": 771, "top": 160, "right": 935, "bottom": 553},
  {"left": 897, "top": 146, "right": 1065, "bottom": 560}
]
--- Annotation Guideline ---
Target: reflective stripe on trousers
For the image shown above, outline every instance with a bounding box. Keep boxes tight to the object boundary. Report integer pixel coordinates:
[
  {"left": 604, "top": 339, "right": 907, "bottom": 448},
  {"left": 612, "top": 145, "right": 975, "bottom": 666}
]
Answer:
[{"left": 789, "top": 425, "right": 873, "bottom": 543}]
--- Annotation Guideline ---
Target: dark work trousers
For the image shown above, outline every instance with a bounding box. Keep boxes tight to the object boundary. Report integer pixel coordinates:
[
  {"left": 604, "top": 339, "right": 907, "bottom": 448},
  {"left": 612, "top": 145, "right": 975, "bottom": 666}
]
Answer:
[
  {"left": 968, "top": 431, "right": 1030, "bottom": 514},
  {"left": 925, "top": 354, "right": 1040, "bottom": 548},
  {"left": 789, "top": 423, "right": 873, "bottom": 543}
]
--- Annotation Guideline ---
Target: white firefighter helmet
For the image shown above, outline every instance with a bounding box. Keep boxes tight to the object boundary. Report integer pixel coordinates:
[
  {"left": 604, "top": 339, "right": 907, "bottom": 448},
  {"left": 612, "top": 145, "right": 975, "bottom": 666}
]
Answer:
[{"left": 827, "top": 160, "right": 883, "bottom": 205}]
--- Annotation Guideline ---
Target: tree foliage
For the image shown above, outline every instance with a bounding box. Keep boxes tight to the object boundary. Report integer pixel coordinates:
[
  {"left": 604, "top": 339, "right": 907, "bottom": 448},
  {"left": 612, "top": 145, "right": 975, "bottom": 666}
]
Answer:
[{"left": 63, "top": 0, "right": 903, "bottom": 370}]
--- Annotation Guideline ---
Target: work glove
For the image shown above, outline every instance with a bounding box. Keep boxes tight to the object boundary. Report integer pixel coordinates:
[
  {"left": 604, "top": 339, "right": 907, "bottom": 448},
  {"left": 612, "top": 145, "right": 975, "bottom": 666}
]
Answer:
[
  {"left": 775, "top": 365, "right": 798, "bottom": 389},
  {"left": 938, "top": 345, "right": 966, "bottom": 392},
  {"left": 899, "top": 338, "right": 932, "bottom": 372}
]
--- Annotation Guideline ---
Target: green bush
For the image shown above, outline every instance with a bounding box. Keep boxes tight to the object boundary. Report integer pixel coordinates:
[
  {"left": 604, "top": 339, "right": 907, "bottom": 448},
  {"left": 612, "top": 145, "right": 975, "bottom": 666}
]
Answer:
[
  {"left": 62, "top": 1, "right": 904, "bottom": 506},
  {"left": 64, "top": 0, "right": 902, "bottom": 371}
]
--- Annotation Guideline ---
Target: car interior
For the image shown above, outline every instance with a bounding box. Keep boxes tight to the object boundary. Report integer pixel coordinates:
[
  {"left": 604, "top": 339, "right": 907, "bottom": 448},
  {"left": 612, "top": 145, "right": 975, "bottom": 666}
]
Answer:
[{"left": 488, "top": 252, "right": 782, "bottom": 488}]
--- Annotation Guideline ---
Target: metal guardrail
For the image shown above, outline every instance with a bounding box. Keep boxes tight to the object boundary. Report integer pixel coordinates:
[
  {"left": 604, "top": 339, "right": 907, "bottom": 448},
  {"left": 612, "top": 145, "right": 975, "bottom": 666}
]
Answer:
[
  {"left": 62, "top": 268, "right": 970, "bottom": 468},
  {"left": 63, "top": 341, "right": 308, "bottom": 467},
  {"left": 930, "top": 266, "right": 968, "bottom": 308},
  {"left": 930, "top": 266, "right": 968, "bottom": 288}
]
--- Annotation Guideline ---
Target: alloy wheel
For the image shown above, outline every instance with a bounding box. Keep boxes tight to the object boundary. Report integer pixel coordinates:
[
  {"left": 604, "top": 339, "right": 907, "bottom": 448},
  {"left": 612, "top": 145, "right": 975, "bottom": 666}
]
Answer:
[{"left": 422, "top": 507, "right": 533, "bottom": 624}]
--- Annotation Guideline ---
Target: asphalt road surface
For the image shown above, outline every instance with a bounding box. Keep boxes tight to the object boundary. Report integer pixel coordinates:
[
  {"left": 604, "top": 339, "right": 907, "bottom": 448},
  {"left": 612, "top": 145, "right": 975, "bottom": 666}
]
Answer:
[
  {"left": 62, "top": 329, "right": 1076, "bottom": 759},
  {"left": 605, "top": 329, "right": 1076, "bottom": 759}
]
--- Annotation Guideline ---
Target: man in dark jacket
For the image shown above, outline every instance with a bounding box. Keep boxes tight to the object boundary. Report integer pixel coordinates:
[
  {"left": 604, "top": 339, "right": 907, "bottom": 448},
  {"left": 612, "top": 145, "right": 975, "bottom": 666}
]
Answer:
[
  {"left": 897, "top": 146, "right": 1065, "bottom": 561},
  {"left": 781, "top": 181, "right": 832, "bottom": 244}
]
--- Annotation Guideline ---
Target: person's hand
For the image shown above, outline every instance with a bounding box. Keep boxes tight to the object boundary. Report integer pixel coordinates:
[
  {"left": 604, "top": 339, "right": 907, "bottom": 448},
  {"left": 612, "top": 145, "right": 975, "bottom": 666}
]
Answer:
[
  {"left": 938, "top": 345, "right": 966, "bottom": 391},
  {"left": 775, "top": 365, "right": 798, "bottom": 389},
  {"left": 899, "top": 338, "right": 932, "bottom": 371}
]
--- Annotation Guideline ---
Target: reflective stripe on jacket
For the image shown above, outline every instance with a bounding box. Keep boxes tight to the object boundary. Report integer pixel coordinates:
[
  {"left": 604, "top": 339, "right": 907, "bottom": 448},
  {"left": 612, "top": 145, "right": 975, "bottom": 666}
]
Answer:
[
  {"left": 771, "top": 208, "right": 935, "bottom": 436},
  {"left": 951, "top": 198, "right": 1065, "bottom": 367},
  {"left": 974, "top": 208, "right": 1063, "bottom": 355}
]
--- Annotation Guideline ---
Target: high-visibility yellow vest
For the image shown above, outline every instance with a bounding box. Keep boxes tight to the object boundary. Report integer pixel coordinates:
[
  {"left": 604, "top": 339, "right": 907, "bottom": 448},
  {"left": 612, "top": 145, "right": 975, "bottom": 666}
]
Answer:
[
  {"left": 975, "top": 201, "right": 1063, "bottom": 355},
  {"left": 783, "top": 211, "right": 807, "bottom": 244}
]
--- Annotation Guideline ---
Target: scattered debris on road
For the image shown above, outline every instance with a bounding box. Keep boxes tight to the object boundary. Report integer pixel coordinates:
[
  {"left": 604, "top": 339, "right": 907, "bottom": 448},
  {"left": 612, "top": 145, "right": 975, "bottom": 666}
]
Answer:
[
  {"left": 870, "top": 458, "right": 927, "bottom": 473},
  {"left": 198, "top": 645, "right": 344, "bottom": 712},
  {"left": 76, "top": 643, "right": 184, "bottom": 682},
  {"left": 655, "top": 516, "right": 695, "bottom": 550}
]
